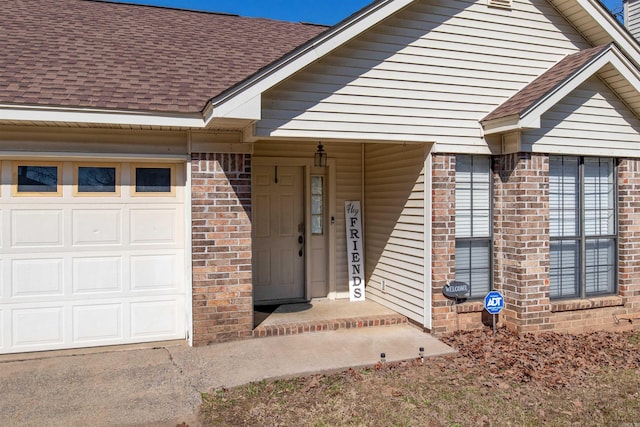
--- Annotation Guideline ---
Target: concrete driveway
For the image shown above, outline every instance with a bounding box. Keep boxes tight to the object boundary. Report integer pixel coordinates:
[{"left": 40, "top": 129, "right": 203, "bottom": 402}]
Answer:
[{"left": 0, "top": 324, "right": 455, "bottom": 426}]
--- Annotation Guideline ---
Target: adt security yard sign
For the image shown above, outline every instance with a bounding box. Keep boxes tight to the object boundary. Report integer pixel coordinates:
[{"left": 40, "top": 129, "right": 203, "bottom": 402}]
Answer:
[
  {"left": 484, "top": 291, "right": 504, "bottom": 315},
  {"left": 484, "top": 291, "right": 504, "bottom": 334}
]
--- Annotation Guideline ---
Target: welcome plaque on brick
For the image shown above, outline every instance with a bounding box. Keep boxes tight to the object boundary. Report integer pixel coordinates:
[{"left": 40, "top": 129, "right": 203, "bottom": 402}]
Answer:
[{"left": 345, "top": 201, "right": 365, "bottom": 301}]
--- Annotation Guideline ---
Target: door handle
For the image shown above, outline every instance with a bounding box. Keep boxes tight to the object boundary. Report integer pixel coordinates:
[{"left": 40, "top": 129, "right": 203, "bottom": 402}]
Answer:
[{"left": 298, "top": 234, "right": 304, "bottom": 257}]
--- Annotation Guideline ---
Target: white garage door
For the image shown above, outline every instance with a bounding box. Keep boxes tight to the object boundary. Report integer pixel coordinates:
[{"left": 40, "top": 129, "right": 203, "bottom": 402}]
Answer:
[{"left": 0, "top": 160, "right": 187, "bottom": 354}]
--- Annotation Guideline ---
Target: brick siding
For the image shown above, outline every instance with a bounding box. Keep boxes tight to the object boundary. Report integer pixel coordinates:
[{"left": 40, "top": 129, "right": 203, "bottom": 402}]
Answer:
[
  {"left": 493, "top": 153, "right": 552, "bottom": 333},
  {"left": 191, "top": 153, "right": 253, "bottom": 345},
  {"left": 618, "top": 158, "right": 640, "bottom": 313},
  {"left": 431, "top": 153, "right": 640, "bottom": 335}
]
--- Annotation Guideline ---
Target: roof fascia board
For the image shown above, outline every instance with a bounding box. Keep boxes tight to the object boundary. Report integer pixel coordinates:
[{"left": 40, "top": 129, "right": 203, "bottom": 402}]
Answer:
[
  {"left": 203, "top": 0, "right": 416, "bottom": 124},
  {"left": 0, "top": 106, "right": 205, "bottom": 128}
]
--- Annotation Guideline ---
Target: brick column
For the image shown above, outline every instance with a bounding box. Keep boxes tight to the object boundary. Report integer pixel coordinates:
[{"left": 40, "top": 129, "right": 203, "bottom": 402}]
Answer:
[
  {"left": 191, "top": 153, "right": 253, "bottom": 345},
  {"left": 494, "top": 153, "right": 551, "bottom": 333},
  {"left": 618, "top": 158, "right": 640, "bottom": 312},
  {"left": 431, "top": 154, "right": 457, "bottom": 334}
]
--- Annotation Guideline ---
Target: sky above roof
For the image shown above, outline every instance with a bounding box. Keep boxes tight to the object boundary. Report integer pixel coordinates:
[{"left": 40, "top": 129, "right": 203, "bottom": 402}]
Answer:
[
  {"left": 107, "top": 0, "right": 373, "bottom": 25},
  {"left": 106, "top": 0, "right": 623, "bottom": 25}
]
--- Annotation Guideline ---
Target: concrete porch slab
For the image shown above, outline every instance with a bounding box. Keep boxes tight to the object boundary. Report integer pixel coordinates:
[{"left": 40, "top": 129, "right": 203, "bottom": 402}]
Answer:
[
  {"left": 254, "top": 299, "right": 409, "bottom": 337},
  {"left": 180, "top": 324, "right": 457, "bottom": 390}
]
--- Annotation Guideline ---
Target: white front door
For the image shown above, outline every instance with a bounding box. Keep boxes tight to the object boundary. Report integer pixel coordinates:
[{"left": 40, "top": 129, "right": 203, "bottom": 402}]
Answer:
[{"left": 253, "top": 165, "right": 305, "bottom": 303}]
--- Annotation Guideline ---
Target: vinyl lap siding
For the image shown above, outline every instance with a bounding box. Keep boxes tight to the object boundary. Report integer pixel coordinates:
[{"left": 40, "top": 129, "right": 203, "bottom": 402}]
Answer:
[
  {"left": 626, "top": 0, "right": 640, "bottom": 41},
  {"left": 364, "top": 143, "right": 427, "bottom": 324},
  {"left": 524, "top": 76, "right": 640, "bottom": 156},
  {"left": 258, "top": 0, "right": 590, "bottom": 151},
  {"left": 334, "top": 144, "right": 364, "bottom": 293}
]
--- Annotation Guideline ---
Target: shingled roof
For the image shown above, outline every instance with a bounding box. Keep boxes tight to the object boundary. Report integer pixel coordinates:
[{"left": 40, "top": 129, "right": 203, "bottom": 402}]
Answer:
[
  {"left": 0, "top": 0, "right": 327, "bottom": 114},
  {"left": 482, "top": 44, "right": 612, "bottom": 123}
]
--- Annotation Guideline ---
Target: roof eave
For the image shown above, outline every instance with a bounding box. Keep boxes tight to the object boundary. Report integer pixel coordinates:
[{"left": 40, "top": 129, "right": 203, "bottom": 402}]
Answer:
[
  {"left": 0, "top": 104, "right": 206, "bottom": 128},
  {"left": 481, "top": 115, "right": 539, "bottom": 135}
]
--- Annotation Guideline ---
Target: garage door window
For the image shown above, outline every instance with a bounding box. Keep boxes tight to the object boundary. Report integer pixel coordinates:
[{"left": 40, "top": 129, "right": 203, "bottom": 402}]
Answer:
[
  {"left": 75, "top": 164, "right": 119, "bottom": 195},
  {"left": 14, "top": 163, "right": 62, "bottom": 196},
  {"left": 133, "top": 165, "right": 174, "bottom": 195}
]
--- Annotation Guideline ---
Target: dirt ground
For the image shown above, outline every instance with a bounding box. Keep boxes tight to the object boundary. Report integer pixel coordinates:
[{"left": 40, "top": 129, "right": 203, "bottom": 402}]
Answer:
[{"left": 198, "top": 328, "right": 640, "bottom": 426}]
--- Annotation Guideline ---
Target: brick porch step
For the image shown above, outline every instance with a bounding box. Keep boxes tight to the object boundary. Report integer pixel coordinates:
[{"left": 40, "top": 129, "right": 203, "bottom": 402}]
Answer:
[{"left": 253, "top": 312, "right": 408, "bottom": 337}]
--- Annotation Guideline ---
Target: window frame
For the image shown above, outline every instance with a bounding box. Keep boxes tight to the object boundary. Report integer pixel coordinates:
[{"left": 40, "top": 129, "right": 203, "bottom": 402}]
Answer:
[
  {"left": 454, "top": 155, "right": 494, "bottom": 299},
  {"left": 549, "top": 155, "right": 618, "bottom": 300},
  {"left": 131, "top": 163, "right": 176, "bottom": 196},
  {"left": 12, "top": 161, "right": 63, "bottom": 197},
  {"left": 311, "top": 175, "right": 324, "bottom": 236},
  {"left": 73, "top": 162, "right": 121, "bottom": 197}
]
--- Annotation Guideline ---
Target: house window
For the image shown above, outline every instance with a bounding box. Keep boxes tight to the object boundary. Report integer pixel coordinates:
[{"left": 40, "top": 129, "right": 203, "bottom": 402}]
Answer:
[
  {"left": 549, "top": 156, "right": 616, "bottom": 299},
  {"left": 455, "top": 155, "right": 492, "bottom": 299},
  {"left": 311, "top": 175, "right": 324, "bottom": 235},
  {"left": 75, "top": 164, "right": 119, "bottom": 195},
  {"left": 133, "top": 164, "right": 175, "bottom": 195},
  {"left": 14, "top": 163, "right": 62, "bottom": 196}
]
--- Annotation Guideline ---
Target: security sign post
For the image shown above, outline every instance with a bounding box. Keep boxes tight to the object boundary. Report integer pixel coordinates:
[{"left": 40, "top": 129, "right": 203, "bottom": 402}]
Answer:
[{"left": 484, "top": 291, "right": 504, "bottom": 334}]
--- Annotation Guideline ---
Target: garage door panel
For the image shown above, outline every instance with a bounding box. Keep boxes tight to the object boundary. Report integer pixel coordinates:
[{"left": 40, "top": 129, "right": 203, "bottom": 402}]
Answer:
[
  {"left": 73, "top": 304, "right": 123, "bottom": 342},
  {"left": 12, "top": 306, "right": 64, "bottom": 348},
  {"left": 72, "top": 210, "right": 122, "bottom": 246},
  {"left": 72, "top": 256, "right": 122, "bottom": 294},
  {"left": 130, "top": 209, "right": 178, "bottom": 244},
  {"left": 131, "top": 254, "right": 178, "bottom": 291},
  {"left": 1, "top": 161, "right": 186, "bottom": 354},
  {"left": 12, "top": 258, "right": 64, "bottom": 297},
  {"left": 130, "top": 299, "right": 183, "bottom": 338},
  {"left": 11, "top": 210, "right": 63, "bottom": 247}
]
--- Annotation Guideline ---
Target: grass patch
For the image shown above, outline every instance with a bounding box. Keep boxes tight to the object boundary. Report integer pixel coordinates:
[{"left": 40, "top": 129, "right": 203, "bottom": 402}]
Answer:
[{"left": 199, "top": 330, "right": 640, "bottom": 426}]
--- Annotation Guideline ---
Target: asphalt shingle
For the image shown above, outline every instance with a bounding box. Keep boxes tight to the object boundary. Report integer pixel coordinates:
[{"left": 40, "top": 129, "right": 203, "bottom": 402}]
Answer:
[
  {"left": 0, "top": 0, "right": 327, "bottom": 113},
  {"left": 482, "top": 44, "right": 611, "bottom": 123}
]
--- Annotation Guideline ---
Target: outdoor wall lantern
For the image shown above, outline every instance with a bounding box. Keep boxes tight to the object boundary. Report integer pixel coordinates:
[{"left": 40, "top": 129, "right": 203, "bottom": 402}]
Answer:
[{"left": 314, "top": 142, "right": 327, "bottom": 167}]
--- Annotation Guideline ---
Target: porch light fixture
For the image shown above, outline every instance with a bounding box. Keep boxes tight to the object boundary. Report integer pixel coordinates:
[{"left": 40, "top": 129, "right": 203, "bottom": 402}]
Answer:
[{"left": 314, "top": 142, "right": 327, "bottom": 167}]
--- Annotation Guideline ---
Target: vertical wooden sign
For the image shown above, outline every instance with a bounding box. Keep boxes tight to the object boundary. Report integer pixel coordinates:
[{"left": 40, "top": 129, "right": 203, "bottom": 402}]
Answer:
[{"left": 345, "top": 201, "right": 365, "bottom": 301}]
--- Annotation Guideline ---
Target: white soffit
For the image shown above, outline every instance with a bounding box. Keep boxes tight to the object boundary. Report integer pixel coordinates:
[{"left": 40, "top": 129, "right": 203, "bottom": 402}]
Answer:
[{"left": 556, "top": 0, "right": 640, "bottom": 67}]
